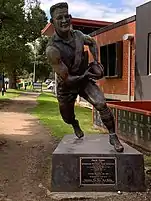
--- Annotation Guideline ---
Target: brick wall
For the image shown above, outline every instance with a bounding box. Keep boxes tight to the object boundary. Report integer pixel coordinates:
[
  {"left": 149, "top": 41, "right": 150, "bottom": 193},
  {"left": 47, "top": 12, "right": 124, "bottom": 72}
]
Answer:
[{"left": 85, "top": 21, "right": 136, "bottom": 100}]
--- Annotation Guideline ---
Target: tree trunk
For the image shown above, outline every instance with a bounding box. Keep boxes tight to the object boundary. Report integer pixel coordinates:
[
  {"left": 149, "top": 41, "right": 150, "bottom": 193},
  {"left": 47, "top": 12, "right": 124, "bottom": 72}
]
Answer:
[{"left": 9, "top": 70, "right": 17, "bottom": 89}]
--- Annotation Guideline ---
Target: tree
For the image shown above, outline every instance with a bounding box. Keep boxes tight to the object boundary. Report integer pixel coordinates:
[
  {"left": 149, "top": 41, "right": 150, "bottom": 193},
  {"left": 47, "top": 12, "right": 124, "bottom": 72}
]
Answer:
[
  {"left": 37, "top": 36, "right": 52, "bottom": 81},
  {"left": 25, "top": 2, "right": 48, "bottom": 42},
  {"left": 25, "top": 35, "right": 52, "bottom": 82},
  {"left": 0, "top": 0, "right": 48, "bottom": 89},
  {"left": 0, "top": 0, "right": 25, "bottom": 88}
]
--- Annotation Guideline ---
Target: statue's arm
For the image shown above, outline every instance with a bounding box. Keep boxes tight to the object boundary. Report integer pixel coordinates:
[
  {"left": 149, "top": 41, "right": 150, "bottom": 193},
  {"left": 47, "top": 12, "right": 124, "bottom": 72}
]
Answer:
[
  {"left": 83, "top": 34, "right": 99, "bottom": 63},
  {"left": 46, "top": 46, "right": 88, "bottom": 85}
]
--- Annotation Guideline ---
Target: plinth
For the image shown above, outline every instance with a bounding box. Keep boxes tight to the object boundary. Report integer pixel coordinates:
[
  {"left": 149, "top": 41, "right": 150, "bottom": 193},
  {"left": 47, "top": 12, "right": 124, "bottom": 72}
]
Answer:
[{"left": 51, "top": 134, "right": 146, "bottom": 192}]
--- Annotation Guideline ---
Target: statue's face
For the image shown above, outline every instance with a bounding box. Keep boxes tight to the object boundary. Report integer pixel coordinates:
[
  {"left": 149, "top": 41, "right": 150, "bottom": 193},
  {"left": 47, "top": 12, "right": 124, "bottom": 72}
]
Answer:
[{"left": 52, "top": 7, "right": 71, "bottom": 33}]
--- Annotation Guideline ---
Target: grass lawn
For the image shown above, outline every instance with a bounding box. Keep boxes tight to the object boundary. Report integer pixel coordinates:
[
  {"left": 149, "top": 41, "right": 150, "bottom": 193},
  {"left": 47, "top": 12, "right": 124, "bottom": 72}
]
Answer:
[
  {"left": 0, "top": 89, "right": 21, "bottom": 100},
  {"left": 31, "top": 92, "right": 101, "bottom": 138}
]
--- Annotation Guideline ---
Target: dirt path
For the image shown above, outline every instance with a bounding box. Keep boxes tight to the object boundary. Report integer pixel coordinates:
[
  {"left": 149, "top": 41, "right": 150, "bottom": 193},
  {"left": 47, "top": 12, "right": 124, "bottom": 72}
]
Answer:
[{"left": 0, "top": 92, "right": 58, "bottom": 201}]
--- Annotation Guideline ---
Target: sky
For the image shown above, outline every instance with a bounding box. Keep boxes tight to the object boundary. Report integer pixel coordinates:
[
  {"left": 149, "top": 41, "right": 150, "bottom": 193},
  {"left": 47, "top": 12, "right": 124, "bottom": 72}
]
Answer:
[{"left": 39, "top": 0, "right": 150, "bottom": 22}]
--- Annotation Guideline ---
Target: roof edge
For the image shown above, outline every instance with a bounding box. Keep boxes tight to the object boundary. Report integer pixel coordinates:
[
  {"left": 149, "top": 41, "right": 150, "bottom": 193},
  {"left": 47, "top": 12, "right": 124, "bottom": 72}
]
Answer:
[
  {"left": 90, "top": 15, "right": 136, "bottom": 37},
  {"left": 71, "top": 17, "right": 113, "bottom": 26},
  {"left": 41, "top": 17, "right": 113, "bottom": 35}
]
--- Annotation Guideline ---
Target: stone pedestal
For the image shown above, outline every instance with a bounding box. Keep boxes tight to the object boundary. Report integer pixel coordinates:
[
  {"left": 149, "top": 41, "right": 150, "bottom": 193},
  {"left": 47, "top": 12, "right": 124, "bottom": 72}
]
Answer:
[{"left": 51, "top": 134, "right": 146, "bottom": 192}]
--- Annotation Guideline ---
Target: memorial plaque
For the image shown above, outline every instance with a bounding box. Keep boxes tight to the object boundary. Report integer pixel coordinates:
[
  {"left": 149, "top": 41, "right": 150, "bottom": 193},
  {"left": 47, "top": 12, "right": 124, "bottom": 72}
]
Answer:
[{"left": 80, "top": 157, "right": 117, "bottom": 186}]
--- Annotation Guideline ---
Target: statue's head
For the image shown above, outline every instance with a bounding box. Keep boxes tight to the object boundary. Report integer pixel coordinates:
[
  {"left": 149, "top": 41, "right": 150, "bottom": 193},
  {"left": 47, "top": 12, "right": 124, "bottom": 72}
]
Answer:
[{"left": 50, "top": 2, "right": 71, "bottom": 34}]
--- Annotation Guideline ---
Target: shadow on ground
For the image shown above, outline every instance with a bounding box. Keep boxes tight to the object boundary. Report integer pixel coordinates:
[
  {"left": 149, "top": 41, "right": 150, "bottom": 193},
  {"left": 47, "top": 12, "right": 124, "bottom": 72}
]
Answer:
[{"left": 0, "top": 132, "right": 59, "bottom": 201}]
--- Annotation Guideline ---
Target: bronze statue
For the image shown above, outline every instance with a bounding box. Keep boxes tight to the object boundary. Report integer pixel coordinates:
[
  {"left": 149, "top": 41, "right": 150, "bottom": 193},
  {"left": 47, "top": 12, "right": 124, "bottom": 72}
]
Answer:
[{"left": 46, "top": 2, "right": 124, "bottom": 152}]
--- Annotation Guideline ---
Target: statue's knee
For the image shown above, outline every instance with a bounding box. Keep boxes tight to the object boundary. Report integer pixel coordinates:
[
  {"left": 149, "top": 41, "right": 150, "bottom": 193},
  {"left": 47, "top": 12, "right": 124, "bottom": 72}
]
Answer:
[{"left": 95, "top": 101, "right": 106, "bottom": 111}]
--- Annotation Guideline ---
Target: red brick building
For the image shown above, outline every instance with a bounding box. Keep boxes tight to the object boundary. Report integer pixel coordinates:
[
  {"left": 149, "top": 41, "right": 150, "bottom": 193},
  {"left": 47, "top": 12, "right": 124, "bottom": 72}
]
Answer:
[
  {"left": 42, "top": 16, "right": 136, "bottom": 102},
  {"left": 86, "top": 16, "right": 136, "bottom": 101}
]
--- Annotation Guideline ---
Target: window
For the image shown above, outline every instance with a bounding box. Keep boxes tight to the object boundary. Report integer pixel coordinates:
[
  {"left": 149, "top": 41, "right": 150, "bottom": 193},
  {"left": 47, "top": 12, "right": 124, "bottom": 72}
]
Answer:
[
  {"left": 100, "top": 41, "right": 123, "bottom": 78},
  {"left": 148, "top": 33, "right": 151, "bottom": 75}
]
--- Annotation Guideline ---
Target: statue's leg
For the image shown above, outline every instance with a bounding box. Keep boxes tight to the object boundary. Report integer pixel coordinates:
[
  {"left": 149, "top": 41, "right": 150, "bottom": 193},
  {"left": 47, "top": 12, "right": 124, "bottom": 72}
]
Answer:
[
  {"left": 80, "top": 80, "right": 124, "bottom": 152},
  {"left": 57, "top": 93, "right": 84, "bottom": 139}
]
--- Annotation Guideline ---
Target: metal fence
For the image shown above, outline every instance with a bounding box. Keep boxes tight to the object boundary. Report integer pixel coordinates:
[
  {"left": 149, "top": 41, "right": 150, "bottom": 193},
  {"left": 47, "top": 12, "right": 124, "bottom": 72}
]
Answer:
[{"left": 93, "top": 103, "right": 151, "bottom": 152}]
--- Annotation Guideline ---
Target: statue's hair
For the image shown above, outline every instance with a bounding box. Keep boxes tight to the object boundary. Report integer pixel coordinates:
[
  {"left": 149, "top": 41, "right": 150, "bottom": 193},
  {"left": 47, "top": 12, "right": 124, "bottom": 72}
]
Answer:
[{"left": 50, "top": 2, "right": 68, "bottom": 17}]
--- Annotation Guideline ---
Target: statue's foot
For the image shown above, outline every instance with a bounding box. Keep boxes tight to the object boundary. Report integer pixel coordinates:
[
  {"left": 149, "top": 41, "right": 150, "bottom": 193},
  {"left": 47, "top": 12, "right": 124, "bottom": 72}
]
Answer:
[
  {"left": 72, "top": 120, "right": 84, "bottom": 139},
  {"left": 109, "top": 134, "right": 124, "bottom": 152}
]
